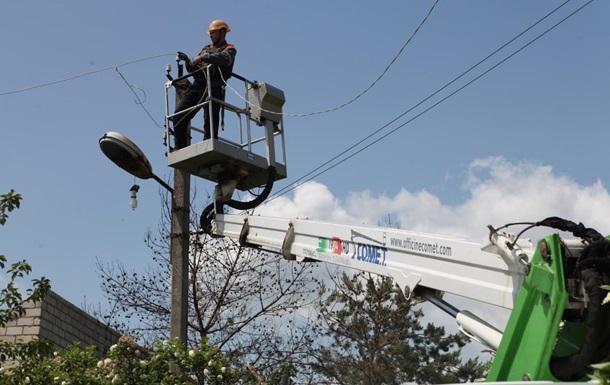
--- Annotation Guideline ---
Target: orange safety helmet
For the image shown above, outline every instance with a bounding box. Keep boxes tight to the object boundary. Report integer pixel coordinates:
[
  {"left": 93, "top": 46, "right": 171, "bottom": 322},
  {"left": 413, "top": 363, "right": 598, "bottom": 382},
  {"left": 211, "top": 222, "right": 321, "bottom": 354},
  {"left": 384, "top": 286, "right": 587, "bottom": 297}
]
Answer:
[{"left": 208, "top": 19, "right": 231, "bottom": 34}]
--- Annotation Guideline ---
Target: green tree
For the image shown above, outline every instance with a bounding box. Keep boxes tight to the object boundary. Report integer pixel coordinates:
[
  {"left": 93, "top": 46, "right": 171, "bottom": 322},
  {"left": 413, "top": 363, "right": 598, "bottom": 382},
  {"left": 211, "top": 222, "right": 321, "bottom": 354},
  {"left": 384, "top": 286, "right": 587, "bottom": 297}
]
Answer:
[
  {"left": 0, "top": 190, "right": 50, "bottom": 328},
  {"left": 311, "top": 271, "right": 485, "bottom": 384}
]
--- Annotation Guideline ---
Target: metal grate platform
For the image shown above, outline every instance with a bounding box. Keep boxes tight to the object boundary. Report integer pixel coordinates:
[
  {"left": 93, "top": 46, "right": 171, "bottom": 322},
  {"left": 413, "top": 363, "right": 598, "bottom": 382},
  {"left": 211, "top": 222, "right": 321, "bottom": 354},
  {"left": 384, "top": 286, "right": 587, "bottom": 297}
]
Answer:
[{"left": 168, "top": 139, "right": 287, "bottom": 191}]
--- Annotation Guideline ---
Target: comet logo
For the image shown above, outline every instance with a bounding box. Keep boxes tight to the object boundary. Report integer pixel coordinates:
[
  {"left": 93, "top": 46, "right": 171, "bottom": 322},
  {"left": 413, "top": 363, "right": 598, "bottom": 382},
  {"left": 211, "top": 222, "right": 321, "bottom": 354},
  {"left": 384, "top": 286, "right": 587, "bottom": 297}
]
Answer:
[
  {"left": 317, "top": 237, "right": 344, "bottom": 254},
  {"left": 316, "top": 235, "right": 387, "bottom": 266}
]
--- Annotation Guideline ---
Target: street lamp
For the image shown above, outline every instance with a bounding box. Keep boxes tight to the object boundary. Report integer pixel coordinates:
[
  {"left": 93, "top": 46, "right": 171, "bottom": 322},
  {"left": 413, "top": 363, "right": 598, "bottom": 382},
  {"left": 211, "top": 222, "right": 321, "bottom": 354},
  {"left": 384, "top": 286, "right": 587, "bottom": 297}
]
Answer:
[
  {"left": 99, "top": 131, "right": 190, "bottom": 349},
  {"left": 99, "top": 132, "right": 173, "bottom": 192}
]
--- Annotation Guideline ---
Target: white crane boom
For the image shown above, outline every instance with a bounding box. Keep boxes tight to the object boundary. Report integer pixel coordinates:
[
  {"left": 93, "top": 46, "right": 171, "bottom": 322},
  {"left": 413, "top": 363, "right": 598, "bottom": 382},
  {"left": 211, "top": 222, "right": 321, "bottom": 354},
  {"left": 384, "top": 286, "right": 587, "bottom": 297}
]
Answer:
[{"left": 212, "top": 213, "right": 532, "bottom": 310}]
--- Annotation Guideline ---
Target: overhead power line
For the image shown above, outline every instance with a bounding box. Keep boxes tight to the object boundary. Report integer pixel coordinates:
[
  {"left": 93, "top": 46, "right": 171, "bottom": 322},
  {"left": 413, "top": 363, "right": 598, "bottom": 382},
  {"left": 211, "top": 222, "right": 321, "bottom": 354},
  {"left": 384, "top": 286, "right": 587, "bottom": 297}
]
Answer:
[
  {"left": 224, "top": 0, "right": 440, "bottom": 118},
  {"left": 0, "top": 54, "right": 174, "bottom": 97},
  {"left": 0, "top": 54, "right": 172, "bottom": 129},
  {"left": 284, "top": 0, "right": 441, "bottom": 116},
  {"left": 264, "top": 0, "right": 594, "bottom": 204},
  {"left": 115, "top": 66, "right": 164, "bottom": 129}
]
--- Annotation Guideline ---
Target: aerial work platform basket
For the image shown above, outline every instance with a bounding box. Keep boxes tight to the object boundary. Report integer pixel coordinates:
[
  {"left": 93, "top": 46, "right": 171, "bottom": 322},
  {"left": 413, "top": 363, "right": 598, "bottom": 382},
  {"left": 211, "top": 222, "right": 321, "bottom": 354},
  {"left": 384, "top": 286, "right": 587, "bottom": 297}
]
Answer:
[{"left": 164, "top": 66, "right": 287, "bottom": 191}]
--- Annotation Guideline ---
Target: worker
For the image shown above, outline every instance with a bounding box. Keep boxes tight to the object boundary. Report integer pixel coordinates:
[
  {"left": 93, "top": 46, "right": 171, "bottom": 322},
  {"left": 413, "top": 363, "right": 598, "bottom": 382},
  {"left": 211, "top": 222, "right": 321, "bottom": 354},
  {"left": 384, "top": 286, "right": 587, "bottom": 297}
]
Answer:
[{"left": 173, "top": 19, "right": 237, "bottom": 149}]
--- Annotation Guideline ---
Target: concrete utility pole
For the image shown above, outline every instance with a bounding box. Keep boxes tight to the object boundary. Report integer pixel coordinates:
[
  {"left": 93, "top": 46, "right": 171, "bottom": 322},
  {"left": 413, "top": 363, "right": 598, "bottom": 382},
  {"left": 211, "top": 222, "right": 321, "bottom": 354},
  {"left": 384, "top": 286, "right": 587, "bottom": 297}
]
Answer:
[
  {"left": 170, "top": 60, "right": 191, "bottom": 348},
  {"left": 169, "top": 167, "right": 190, "bottom": 345}
]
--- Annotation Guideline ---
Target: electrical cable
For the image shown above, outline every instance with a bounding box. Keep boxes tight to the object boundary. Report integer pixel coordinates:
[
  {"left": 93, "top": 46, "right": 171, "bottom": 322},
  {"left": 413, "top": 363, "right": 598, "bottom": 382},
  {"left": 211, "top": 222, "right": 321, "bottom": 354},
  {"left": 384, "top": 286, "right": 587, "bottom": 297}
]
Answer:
[
  {"left": 115, "top": 67, "right": 164, "bottom": 129},
  {"left": 264, "top": 0, "right": 593, "bottom": 205},
  {"left": 0, "top": 53, "right": 174, "bottom": 97},
  {"left": 1, "top": 54, "right": 174, "bottom": 131},
  {"left": 223, "top": 0, "right": 440, "bottom": 118}
]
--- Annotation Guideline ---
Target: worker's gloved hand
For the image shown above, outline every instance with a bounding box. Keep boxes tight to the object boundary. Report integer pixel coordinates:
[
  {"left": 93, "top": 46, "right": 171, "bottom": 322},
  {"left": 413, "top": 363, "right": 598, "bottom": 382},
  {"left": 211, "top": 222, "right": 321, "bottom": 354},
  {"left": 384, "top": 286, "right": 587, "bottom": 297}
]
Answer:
[
  {"left": 184, "top": 59, "right": 196, "bottom": 73},
  {"left": 188, "top": 56, "right": 206, "bottom": 71},
  {"left": 190, "top": 55, "right": 202, "bottom": 66},
  {"left": 177, "top": 51, "right": 189, "bottom": 62}
]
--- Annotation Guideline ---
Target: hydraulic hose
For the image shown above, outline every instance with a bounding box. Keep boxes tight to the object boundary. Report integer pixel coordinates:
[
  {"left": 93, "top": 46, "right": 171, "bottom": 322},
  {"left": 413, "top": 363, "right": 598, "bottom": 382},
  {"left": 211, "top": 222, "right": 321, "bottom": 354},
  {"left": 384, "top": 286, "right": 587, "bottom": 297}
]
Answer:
[{"left": 226, "top": 166, "right": 276, "bottom": 211}]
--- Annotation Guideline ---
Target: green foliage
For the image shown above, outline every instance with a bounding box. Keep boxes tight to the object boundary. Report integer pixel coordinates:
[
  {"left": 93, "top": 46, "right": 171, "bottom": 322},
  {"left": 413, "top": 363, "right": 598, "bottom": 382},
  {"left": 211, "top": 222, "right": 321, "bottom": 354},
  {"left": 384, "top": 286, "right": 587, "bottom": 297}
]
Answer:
[
  {"left": 0, "top": 189, "right": 21, "bottom": 226},
  {"left": 0, "top": 338, "right": 55, "bottom": 373},
  {"left": 312, "top": 272, "right": 486, "bottom": 384},
  {"left": 0, "top": 190, "right": 51, "bottom": 328},
  {"left": 0, "top": 337, "right": 240, "bottom": 385}
]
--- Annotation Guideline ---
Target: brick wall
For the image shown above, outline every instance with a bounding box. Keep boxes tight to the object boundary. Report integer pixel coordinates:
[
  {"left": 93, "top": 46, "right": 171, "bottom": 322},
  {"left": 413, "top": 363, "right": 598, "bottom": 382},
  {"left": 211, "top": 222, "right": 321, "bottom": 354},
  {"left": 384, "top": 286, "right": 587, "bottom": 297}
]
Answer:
[{"left": 0, "top": 291, "right": 121, "bottom": 357}]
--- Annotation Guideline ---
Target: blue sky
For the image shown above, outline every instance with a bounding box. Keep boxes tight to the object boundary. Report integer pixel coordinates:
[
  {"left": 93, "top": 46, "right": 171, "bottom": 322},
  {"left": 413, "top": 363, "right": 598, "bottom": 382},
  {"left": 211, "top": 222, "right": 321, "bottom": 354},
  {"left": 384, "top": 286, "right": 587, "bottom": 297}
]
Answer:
[{"left": 1, "top": 0, "right": 609, "bottom": 343}]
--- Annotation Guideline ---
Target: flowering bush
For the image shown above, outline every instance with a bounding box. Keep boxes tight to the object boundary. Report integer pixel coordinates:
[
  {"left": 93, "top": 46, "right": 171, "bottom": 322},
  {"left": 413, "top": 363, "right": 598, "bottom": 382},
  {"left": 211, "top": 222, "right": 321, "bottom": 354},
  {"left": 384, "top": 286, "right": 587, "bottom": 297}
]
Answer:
[{"left": 0, "top": 336, "right": 237, "bottom": 385}]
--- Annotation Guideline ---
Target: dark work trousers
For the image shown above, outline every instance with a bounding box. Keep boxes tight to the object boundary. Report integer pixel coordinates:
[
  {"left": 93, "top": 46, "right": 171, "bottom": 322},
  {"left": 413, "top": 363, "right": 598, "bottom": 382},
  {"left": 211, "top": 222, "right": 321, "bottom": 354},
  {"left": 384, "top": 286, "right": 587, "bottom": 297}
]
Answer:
[{"left": 173, "top": 83, "right": 224, "bottom": 149}]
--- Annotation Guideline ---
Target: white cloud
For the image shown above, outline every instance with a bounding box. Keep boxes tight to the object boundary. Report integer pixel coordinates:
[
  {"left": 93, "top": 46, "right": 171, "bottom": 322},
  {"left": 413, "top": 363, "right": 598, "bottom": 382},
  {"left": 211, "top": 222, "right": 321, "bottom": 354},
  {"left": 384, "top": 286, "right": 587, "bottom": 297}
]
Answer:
[
  {"left": 257, "top": 181, "right": 346, "bottom": 220},
  {"left": 457, "top": 157, "right": 610, "bottom": 240},
  {"left": 258, "top": 156, "right": 610, "bottom": 242}
]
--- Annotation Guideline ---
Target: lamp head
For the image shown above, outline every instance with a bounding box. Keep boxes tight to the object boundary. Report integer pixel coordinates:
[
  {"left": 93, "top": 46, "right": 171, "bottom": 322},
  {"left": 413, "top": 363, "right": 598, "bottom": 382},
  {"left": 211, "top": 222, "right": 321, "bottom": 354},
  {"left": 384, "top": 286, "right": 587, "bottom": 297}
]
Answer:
[{"left": 99, "top": 132, "right": 154, "bottom": 180}]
